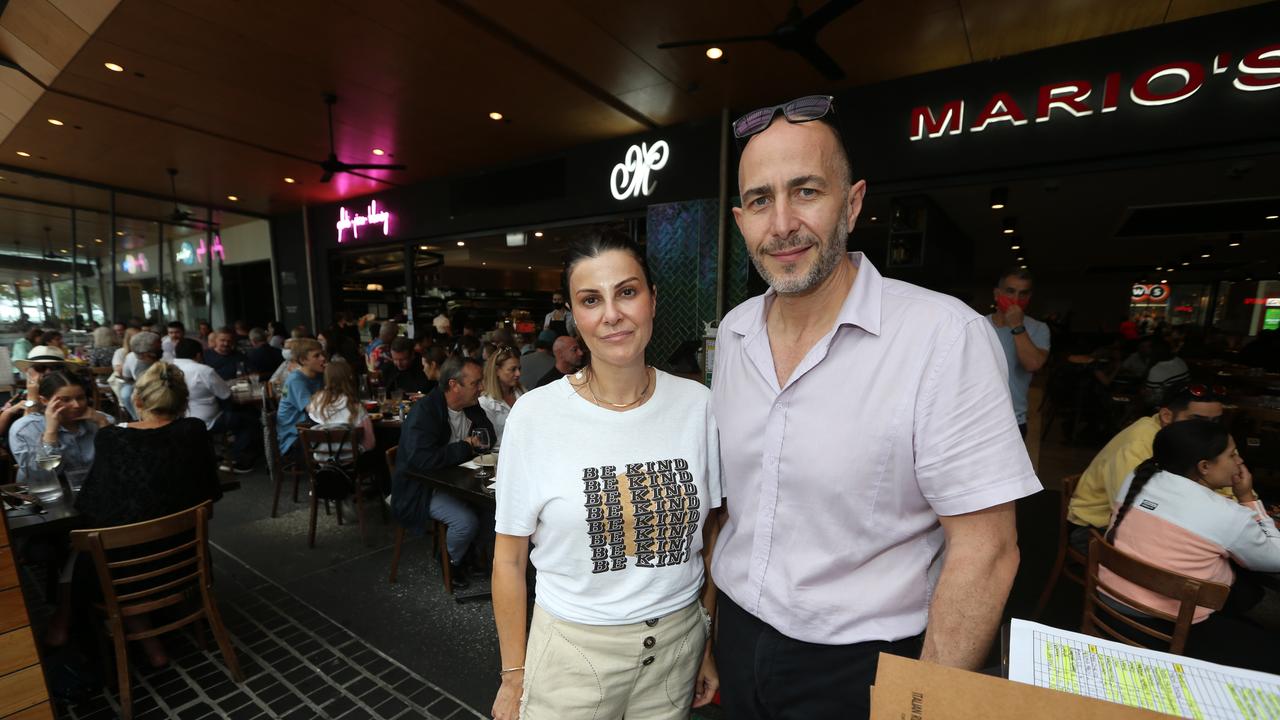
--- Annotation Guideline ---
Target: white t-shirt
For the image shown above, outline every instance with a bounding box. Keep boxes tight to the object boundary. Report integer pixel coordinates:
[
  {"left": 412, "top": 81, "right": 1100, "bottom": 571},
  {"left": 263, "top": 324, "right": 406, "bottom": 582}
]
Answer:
[
  {"left": 307, "top": 394, "right": 368, "bottom": 462},
  {"left": 495, "top": 371, "right": 722, "bottom": 625},
  {"left": 447, "top": 408, "right": 470, "bottom": 443},
  {"left": 172, "top": 358, "right": 230, "bottom": 429},
  {"left": 479, "top": 391, "right": 523, "bottom": 446}
]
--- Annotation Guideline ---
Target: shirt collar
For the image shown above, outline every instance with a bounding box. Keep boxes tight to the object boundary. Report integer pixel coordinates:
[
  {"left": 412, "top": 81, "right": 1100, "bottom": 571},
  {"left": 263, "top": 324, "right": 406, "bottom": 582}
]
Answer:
[{"left": 725, "top": 252, "right": 883, "bottom": 338}]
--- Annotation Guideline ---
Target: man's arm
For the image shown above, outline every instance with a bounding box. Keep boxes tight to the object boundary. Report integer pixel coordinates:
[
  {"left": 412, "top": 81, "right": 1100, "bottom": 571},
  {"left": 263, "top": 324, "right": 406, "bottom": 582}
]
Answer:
[
  {"left": 401, "top": 404, "right": 471, "bottom": 474},
  {"left": 919, "top": 501, "right": 1019, "bottom": 669},
  {"left": 1012, "top": 331, "right": 1049, "bottom": 373}
]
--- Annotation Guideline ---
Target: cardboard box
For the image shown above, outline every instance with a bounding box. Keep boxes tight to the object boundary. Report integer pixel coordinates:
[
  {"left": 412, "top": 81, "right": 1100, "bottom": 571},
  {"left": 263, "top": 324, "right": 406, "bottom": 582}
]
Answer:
[{"left": 870, "top": 654, "right": 1170, "bottom": 719}]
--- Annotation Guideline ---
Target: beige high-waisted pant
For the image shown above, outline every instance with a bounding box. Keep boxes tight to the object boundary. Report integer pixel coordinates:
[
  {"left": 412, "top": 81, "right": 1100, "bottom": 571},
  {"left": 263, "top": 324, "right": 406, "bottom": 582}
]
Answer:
[{"left": 520, "top": 601, "right": 706, "bottom": 720}]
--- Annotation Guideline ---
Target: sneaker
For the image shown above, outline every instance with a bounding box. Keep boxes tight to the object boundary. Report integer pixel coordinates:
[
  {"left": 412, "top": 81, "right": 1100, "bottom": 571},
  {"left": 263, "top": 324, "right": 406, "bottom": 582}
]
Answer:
[
  {"left": 230, "top": 462, "right": 254, "bottom": 475},
  {"left": 217, "top": 462, "right": 234, "bottom": 473}
]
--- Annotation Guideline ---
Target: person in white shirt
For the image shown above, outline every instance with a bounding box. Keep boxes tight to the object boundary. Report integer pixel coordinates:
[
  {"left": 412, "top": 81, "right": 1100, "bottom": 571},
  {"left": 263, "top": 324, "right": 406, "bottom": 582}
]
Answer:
[
  {"left": 491, "top": 231, "right": 722, "bottom": 720},
  {"left": 306, "top": 361, "right": 376, "bottom": 466},
  {"left": 172, "top": 338, "right": 259, "bottom": 474},
  {"left": 477, "top": 346, "right": 524, "bottom": 446},
  {"left": 160, "top": 321, "right": 185, "bottom": 362},
  {"left": 120, "top": 331, "right": 161, "bottom": 421}
]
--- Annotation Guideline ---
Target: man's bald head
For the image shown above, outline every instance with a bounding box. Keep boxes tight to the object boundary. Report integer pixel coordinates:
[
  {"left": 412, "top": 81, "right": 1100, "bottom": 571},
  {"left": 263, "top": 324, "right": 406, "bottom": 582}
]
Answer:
[
  {"left": 552, "top": 334, "right": 584, "bottom": 372},
  {"left": 739, "top": 116, "right": 852, "bottom": 190}
]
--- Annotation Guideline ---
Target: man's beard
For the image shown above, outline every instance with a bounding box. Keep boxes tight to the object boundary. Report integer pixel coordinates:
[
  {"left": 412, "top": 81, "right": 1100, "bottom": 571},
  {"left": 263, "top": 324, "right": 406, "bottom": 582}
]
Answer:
[{"left": 749, "top": 213, "right": 849, "bottom": 295}]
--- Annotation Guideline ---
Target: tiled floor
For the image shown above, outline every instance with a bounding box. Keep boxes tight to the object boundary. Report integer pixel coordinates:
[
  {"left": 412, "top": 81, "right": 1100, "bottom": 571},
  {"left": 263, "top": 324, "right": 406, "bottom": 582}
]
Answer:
[{"left": 52, "top": 546, "right": 484, "bottom": 720}]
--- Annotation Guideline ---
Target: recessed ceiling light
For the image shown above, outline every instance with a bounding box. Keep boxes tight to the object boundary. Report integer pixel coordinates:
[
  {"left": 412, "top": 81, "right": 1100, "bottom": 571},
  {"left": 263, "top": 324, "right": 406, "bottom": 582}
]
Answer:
[
  {"left": 59, "top": 248, "right": 67, "bottom": 254},
  {"left": 1002, "top": 228, "right": 1015, "bottom": 235},
  {"left": 990, "top": 187, "right": 1007, "bottom": 210},
  {"left": 227, "top": 195, "right": 239, "bottom": 202},
  {"left": 94, "top": 238, "right": 102, "bottom": 243},
  {"left": 1229, "top": 241, "right": 1241, "bottom": 247},
  {"left": 51, "top": 273, "right": 60, "bottom": 278},
  {"left": 489, "top": 112, "right": 504, "bottom": 121},
  {"left": 456, "top": 241, "right": 465, "bottom": 247},
  {"left": 869, "top": 216, "right": 878, "bottom": 222},
  {"left": 1010, "top": 244, "right": 1021, "bottom": 250},
  {"left": 76, "top": 243, "right": 84, "bottom": 249},
  {"left": 15, "top": 151, "right": 30, "bottom": 157},
  {"left": 1019, "top": 264, "right": 1028, "bottom": 269},
  {"left": 1016, "top": 256, "right": 1025, "bottom": 261},
  {"left": 1180, "top": 261, "right": 1190, "bottom": 266},
  {"left": 1161, "top": 279, "right": 1168, "bottom": 284},
  {"left": 482, "top": 262, "right": 487, "bottom": 266},
  {"left": 47, "top": 118, "right": 64, "bottom": 126},
  {"left": 1200, "top": 252, "right": 1211, "bottom": 258},
  {"left": 706, "top": 47, "right": 724, "bottom": 60},
  {"left": 527, "top": 265, "right": 533, "bottom": 270},
  {"left": 115, "top": 230, "right": 125, "bottom": 236},
  {"left": 1266, "top": 214, "right": 1278, "bottom": 220},
  {"left": 1002, "top": 217, "right": 1017, "bottom": 234},
  {"left": 534, "top": 231, "right": 544, "bottom": 237},
  {"left": 104, "top": 62, "right": 124, "bottom": 72},
  {"left": 372, "top": 148, "right": 385, "bottom": 156},
  {"left": 283, "top": 177, "right": 296, "bottom": 184},
  {"left": 418, "top": 245, "right": 428, "bottom": 250}
]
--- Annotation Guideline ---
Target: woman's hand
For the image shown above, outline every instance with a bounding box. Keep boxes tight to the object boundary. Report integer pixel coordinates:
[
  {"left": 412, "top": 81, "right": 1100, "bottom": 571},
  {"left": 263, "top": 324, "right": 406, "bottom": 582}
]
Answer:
[
  {"left": 491, "top": 672, "right": 523, "bottom": 720},
  {"left": 43, "top": 396, "right": 66, "bottom": 427},
  {"left": 1233, "top": 462, "right": 1257, "bottom": 503},
  {"left": 691, "top": 646, "right": 719, "bottom": 708}
]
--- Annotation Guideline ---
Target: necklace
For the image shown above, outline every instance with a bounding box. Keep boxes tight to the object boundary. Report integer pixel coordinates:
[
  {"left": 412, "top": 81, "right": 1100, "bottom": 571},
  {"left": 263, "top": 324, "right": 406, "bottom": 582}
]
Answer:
[{"left": 586, "top": 367, "right": 652, "bottom": 409}]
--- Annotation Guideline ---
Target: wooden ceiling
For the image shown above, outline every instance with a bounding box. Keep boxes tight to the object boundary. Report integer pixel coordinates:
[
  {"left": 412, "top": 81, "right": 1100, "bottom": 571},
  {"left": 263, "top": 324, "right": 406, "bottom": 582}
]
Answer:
[{"left": 0, "top": 0, "right": 1267, "bottom": 251}]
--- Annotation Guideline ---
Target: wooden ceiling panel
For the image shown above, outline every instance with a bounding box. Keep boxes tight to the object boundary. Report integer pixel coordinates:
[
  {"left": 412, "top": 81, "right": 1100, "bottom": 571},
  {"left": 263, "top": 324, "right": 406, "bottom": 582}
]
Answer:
[
  {"left": 0, "top": 0, "right": 94, "bottom": 71},
  {"left": 960, "top": 0, "right": 1169, "bottom": 61}
]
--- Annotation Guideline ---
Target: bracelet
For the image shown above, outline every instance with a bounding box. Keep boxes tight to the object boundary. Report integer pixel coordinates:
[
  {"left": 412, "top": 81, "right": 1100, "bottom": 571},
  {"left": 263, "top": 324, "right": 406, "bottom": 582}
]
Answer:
[{"left": 499, "top": 666, "right": 524, "bottom": 675}]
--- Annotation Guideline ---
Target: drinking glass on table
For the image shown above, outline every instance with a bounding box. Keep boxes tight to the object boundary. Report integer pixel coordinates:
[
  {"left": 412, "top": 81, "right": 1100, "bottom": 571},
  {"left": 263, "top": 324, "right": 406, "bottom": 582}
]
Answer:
[
  {"left": 30, "top": 446, "right": 64, "bottom": 502},
  {"left": 469, "top": 428, "right": 492, "bottom": 479}
]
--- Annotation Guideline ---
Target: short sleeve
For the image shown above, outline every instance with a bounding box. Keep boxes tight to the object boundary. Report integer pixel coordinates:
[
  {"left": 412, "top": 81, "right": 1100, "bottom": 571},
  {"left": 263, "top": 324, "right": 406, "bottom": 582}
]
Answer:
[
  {"left": 914, "top": 317, "right": 1042, "bottom": 516},
  {"left": 493, "top": 401, "right": 541, "bottom": 537},
  {"left": 1030, "top": 319, "right": 1051, "bottom": 351},
  {"left": 705, "top": 397, "right": 723, "bottom": 508}
]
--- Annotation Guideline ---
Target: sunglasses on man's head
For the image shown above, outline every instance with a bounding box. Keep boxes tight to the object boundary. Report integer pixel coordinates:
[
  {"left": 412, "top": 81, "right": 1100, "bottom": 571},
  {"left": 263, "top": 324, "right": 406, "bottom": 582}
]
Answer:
[{"left": 732, "top": 95, "right": 836, "bottom": 143}]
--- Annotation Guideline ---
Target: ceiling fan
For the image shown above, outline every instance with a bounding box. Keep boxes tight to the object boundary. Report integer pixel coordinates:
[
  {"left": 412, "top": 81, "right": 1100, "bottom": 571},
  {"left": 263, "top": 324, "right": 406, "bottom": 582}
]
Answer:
[
  {"left": 311, "top": 93, "right": 407, "bottom": 183},
  {"left": 165, "top": 168, "right": 204, "bottom": 225},
  {"left": 657, "top": 0, "right": 861, "bottom": 81}
]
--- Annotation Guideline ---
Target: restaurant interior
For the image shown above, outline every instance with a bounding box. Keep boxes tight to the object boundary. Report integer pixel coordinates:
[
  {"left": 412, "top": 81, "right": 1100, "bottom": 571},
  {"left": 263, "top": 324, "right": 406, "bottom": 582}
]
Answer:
[{"left": 0, "top": 1, "right": 1276, "bottom": 719}]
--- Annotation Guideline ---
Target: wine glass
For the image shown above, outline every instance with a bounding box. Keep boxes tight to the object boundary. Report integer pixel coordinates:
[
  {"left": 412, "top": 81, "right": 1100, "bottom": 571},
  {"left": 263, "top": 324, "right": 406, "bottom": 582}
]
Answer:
[{"left": 470, "top": 428, "right": 492, "bottom": 479}]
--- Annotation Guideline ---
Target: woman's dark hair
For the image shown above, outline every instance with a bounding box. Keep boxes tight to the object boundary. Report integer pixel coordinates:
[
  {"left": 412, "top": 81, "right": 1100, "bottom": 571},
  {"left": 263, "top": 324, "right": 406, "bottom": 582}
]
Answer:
[
  {"left": 1107, "top": 419, "right": 1231, "bottom": 543},
  {"left": 38, "top": 330, "right": 62, "bottom": 345},
  {"left": 37, "top": 370, "right": 85, "bottom": 402},
  {"left": 561, "top": 229, "right": 653, "bottom": 299}
]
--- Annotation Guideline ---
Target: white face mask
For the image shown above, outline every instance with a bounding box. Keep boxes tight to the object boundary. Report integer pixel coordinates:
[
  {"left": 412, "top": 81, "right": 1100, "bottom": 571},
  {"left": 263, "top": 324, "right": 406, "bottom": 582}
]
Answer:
[{"left": 281, "top": 349, "right": 292, "bottom": 361}]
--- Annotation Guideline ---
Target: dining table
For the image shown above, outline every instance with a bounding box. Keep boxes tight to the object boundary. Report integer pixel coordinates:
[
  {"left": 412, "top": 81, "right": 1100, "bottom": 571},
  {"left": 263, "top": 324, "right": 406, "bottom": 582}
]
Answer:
[{"left": 404, "top": 458, "right": 497, "bottom": 602}]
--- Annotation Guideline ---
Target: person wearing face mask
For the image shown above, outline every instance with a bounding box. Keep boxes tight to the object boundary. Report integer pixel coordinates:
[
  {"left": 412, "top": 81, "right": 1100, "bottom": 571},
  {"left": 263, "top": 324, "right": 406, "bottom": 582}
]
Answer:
[
  {"left": 988, "top": 267, "right": 1050, "bottom": 438},
  {"left": 542, "top": 292, "right": 576, "bottom": 339}
]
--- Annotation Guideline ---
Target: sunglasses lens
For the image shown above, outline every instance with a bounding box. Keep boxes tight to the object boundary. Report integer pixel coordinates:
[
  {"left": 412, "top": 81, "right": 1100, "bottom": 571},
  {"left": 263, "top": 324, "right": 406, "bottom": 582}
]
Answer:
[
  {"left": 733, "top": 107, "right": 779, "bottom": 139},
  {"left": 783, "top": 95, "right": 833, "bottom": 122}
]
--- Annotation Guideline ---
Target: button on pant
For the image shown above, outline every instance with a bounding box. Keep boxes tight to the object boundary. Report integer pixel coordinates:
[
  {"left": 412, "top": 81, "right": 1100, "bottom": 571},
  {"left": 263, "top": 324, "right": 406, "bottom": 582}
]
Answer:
[
  {"left": 521, "top": 601, "right": 705, "bottom": 719},
  {"left": 716, "top": 590, "right": 923, "bottom": 720}
]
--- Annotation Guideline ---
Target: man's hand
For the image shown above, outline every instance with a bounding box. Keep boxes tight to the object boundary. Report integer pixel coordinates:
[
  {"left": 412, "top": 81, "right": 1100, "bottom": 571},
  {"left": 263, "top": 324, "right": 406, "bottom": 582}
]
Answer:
[{"left": 1003, "top": 303, "right": 1024, "bottom": 328}]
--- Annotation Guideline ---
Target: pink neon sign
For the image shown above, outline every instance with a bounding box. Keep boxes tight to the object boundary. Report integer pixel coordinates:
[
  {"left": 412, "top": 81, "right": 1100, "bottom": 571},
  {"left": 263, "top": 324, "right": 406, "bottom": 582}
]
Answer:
[
  {"left": 196, "top": 235, "right": 226, "bottom": 262},
  {"left": 336, "top": 200, "right": 392, "bottom": 243}
]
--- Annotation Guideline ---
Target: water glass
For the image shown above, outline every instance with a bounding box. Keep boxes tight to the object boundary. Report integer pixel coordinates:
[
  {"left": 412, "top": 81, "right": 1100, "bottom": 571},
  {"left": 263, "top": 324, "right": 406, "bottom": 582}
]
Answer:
[{"left": 66, "top": 468, "right": 90, "bottom": 493}]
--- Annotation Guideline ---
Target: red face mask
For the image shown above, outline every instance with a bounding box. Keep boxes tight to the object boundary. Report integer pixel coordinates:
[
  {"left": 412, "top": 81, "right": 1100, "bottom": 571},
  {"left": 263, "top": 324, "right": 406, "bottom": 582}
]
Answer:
[{"left": 996, "top": 295, "right": 1029, "bottom": 312}]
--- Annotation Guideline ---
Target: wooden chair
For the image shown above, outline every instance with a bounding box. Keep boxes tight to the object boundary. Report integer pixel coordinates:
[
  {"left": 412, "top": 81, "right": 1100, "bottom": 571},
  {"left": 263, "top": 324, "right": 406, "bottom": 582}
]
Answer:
[
  {"left": 263, "top": 407, "right": 305, "bottom": 518},
  {"left": 384, "top": 446, "right": 445, "bottom": 587},
  {"left": 1031, "top": 474, "right": 1088, "bottom": 619},
  {"left": 1080, "top": 535, "right": 1230, "bottom": 654},
  {"left": 298, "top": 426, "right": 374, "bottom": 547},
  {"left": 71, "top": 501, "right": 242, "bottom": 720}
]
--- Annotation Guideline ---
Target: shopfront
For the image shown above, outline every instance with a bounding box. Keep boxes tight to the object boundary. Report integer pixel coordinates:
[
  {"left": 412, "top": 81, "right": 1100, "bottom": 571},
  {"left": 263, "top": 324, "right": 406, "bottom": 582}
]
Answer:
[{"left": 285, "top": 119, "right": 727, "bottom": 365}]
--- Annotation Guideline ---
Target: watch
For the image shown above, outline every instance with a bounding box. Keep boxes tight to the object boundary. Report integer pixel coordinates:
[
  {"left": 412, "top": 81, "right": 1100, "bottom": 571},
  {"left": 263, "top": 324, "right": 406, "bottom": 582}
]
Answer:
[
  {"left": 22, "top": 400, "right": 34, "bottom": 409},
  {"left": 1011, "top": 325, "right": 1027, "bottom": 336}
]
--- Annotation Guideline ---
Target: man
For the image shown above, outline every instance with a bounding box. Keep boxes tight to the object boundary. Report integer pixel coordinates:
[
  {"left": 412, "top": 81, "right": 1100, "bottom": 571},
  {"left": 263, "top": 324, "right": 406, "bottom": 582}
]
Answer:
[
  {"left": 520, "top": 332, "right": 555, "bottom": 382},
  {"left": 390, "top": 357, "right": 494, "bottom": 589},
  {"left": 160, "top": 321, "right": 185, "bottom": 362},
  {"left": 111, "top": 321, "right": 126, "bottom": 343},
  {"left": 711, "top": 97, "right": 1040, "bottom": 719},
  {"left": 988, "top": 269, "right": 1051, "bottom": 438},
  {"left": 534, "top": 335, "right": 582, "bottom": 388},
  {"left": 120, "top": 331, "right": 161, "bottom": 421},
  {"left": 245, "top": 327, "right": 283, "bottom": 380},
  {"left": 173, "top": 338, "right": 259, "bottom": 473},
  {"left": 432, "top": 311, "right": 452, "bottom": 338},
  {"left": 196, "top": 320, "right": 213, "bottom": 348},
  {"left": 378, "top": 337, "right": 432, "bottom": 394},
  {"left": 276, "top": 339, "right": 326, "bottom": 459},
  {"left": 204, "top": 328, "right": 248, "bottom": 381},
  {"left": 1066, "top": 383, "right": 1226, "bottom": 553},
  {"left": 233, "top": 320, "right": 253, "bottom": 355}
]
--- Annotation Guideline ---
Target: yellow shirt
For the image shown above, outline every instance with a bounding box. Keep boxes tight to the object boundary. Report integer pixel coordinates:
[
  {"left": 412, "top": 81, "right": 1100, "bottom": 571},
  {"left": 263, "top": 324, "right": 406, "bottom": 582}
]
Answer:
[
  {"left": 1068, "top": 415, "right": 1161, "bottom": 528},
  {"left": 1068, "top": 414, "right": 1234, "bottom": 527}
]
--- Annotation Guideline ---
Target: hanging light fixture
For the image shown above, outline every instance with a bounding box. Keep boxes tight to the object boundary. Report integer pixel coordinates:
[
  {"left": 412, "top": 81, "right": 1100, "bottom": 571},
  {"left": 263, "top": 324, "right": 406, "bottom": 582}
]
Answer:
[{"left": 989, "top": 187, "right": 1007, "bottom": 210}]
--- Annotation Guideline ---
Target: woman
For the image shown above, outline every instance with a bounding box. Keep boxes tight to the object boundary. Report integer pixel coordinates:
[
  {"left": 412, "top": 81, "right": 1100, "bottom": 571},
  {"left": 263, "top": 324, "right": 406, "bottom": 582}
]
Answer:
[
  {"left": 8, "top": 371, "right": 112, "bottom": 485},
  {"left": 64, "top": 361, "right": 222, "bottom": 665},
  {"left": 306, "top": 361, "right": 376, "bottom": 464},
  {"left": 1, "top": 345, "right": 73, "bottom": 443},
  {"left": 478, "top": 346, "right": 523, "bottom": 446},
  {"left": 120, "top": 331, "right": 161, "bottom": 421},
  {"left": 491, "top": 231, "right": 721, "bottom": 720},
  {"left": 1104, "top": 419, "right": 1280, "bottom": 672},
  {"left": 86, "top": 326, "right": 118, "bottom": 368}
]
